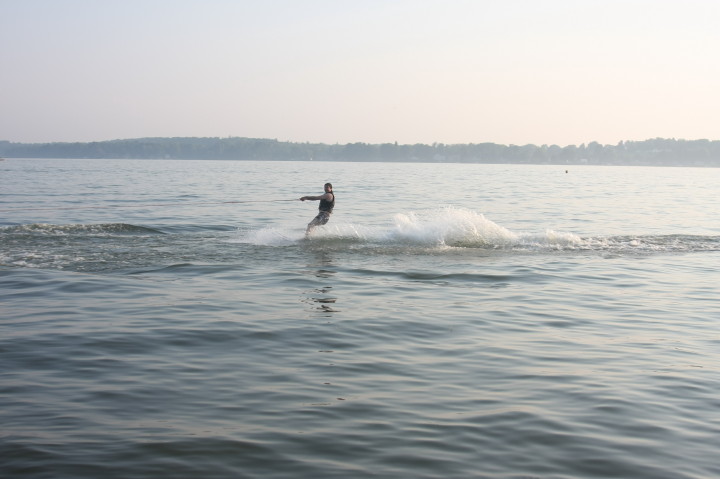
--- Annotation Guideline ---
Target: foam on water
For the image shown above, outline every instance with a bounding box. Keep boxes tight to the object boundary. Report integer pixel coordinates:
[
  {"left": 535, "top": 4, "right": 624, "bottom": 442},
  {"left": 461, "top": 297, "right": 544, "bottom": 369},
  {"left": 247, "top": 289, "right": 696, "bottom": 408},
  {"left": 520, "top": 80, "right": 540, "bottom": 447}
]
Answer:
[
  {"left": 390, "top": 207, "right": 518, "bottom": 247},
  {"left": 2, "top": 208, "right": 714, "bottom": 259},
  {"left": 240, "top": 207, "right": 583, "bottom": 251},
  {"left": 3, "top": 209, "right": 720, "bottom": 272},
  {"left": 239, "top": 207, "right": 720, "bottom": 254},
  {"left": 1, "top": 223, "right": 163, "bottom": 236}
]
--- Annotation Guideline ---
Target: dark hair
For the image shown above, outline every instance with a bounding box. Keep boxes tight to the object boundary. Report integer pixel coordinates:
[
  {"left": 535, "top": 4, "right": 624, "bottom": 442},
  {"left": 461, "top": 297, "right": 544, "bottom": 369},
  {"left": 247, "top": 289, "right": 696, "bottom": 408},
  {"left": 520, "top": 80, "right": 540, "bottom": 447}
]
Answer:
[{"left": 324, "top": 183, "right": 333, "bottom": 189}]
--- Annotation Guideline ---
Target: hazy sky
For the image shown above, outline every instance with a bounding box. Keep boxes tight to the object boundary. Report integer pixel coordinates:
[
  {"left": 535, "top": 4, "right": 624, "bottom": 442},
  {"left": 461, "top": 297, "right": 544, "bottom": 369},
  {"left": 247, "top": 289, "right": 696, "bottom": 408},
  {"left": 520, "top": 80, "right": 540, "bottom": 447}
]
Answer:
[{"left": 2, "top": 0, "right": 719, "bottom": 146}]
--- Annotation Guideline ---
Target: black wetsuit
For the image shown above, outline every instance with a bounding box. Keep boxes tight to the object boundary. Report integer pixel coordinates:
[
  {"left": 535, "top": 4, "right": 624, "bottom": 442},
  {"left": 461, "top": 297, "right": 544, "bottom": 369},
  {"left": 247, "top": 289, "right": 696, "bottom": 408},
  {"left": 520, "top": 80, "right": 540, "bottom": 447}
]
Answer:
[{"left": 319, "top": 193, "right": 335, "bottom": 213}]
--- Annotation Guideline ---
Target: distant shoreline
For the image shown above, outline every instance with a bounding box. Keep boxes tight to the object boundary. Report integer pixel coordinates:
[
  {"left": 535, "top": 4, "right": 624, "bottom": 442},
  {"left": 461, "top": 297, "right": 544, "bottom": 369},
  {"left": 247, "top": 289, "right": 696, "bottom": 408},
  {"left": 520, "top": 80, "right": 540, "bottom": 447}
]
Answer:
[{"left": 2, "top": 137, "right": 719, "bottom": 167}]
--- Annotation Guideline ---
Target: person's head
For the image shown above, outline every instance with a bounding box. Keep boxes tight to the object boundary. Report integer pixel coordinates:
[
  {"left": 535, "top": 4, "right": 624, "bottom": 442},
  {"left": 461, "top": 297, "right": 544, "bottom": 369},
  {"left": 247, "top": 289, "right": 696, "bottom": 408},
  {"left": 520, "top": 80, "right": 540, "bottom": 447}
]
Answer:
[{"left": 324, "top": 183, "right": 333, "bottom": 192}]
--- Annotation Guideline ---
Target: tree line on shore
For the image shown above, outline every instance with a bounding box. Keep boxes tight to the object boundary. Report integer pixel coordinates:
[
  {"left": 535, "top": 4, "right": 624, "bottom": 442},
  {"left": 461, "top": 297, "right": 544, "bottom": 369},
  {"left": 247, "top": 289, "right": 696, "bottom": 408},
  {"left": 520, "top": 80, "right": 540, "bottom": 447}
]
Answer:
[{"left": 1, "top": 137, "right": 719, "bottom": 166}]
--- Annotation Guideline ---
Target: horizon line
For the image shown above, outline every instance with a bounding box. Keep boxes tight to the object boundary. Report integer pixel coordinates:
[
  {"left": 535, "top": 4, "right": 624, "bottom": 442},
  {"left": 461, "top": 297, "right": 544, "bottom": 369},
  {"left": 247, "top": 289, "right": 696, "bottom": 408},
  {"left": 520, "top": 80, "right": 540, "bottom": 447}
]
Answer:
[{"left": 3, "top": 135, "right": 719, "bottom": 148}]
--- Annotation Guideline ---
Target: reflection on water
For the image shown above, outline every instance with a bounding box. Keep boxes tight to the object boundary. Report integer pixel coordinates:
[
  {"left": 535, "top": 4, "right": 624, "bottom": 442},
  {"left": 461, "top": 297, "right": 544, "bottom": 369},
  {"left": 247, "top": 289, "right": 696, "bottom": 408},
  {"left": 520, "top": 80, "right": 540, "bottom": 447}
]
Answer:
[
  {"left": 302, "top": 250, "right": 339, "bottom": 313},
  {"left": 305, "top": 288, "right": 339, "bottom": 313}
]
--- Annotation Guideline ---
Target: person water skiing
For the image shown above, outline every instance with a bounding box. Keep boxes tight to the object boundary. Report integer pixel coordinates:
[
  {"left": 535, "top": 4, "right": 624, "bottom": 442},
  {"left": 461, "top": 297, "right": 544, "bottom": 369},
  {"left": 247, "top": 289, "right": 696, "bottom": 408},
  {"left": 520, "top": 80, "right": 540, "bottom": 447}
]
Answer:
[{"left": 299, "top": 183, "right": 335, "bottom": 235}]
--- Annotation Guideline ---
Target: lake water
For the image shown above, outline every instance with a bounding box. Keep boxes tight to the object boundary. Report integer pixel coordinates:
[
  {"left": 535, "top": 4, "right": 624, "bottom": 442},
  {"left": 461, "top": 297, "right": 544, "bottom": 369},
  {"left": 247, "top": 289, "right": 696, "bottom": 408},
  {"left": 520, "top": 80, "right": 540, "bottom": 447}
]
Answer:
[{"left": 1, "top": 159, "right": 719, "bottom": 479}]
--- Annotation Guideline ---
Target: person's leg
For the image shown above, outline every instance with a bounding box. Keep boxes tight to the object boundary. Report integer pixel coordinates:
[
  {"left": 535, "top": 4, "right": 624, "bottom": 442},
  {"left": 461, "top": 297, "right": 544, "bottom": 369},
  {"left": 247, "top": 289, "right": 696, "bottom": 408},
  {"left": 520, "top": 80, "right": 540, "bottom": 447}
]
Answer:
[{"left": 305, "top": 212, "right": 329, "bottom": 235}]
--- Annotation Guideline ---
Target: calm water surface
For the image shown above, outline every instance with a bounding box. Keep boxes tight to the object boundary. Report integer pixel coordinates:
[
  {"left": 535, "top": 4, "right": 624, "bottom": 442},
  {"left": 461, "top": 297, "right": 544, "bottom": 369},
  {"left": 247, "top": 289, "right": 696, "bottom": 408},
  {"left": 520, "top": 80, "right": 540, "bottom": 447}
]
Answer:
[{"left": 1, "top": 159, "right": 719, "bottom": 478}]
